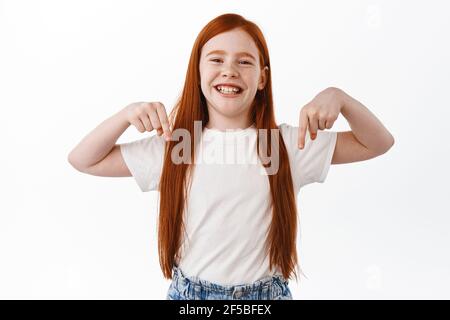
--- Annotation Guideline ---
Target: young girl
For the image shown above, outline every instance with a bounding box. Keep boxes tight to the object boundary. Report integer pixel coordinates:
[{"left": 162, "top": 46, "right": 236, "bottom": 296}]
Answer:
[{"left": 68, "top": 13, "right": 394, "bottom": 300}]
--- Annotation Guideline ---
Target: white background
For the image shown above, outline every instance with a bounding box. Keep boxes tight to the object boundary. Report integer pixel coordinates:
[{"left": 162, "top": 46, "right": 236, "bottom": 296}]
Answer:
[{"left": 1, "top": 0, "right": 449, "bottom": 299}]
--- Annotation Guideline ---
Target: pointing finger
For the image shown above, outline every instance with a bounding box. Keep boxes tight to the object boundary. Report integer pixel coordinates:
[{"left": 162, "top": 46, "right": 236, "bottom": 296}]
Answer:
[
  {"left": 155, "top": 103, "right": 172, "bottom": 141},
  {"left": 298, "top": 109, "right": 308, "bottom": 149},
  {"left": 308, "top": 113, "right": 319, "bottom": 140}
]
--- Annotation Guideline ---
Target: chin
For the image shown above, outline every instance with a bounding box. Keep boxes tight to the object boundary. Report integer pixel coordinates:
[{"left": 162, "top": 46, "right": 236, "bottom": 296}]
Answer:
[
  {"left": 207, "top": 103, "right": 240, "bottom": 115},
  {"left": 214, "top": 100, "right": 245, "bottom": 109}
]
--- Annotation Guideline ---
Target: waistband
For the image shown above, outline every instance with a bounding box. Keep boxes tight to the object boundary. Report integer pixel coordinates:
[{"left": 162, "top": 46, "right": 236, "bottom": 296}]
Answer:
[{"left": 171, "top": 264, "right": 289, "bottom": 298}]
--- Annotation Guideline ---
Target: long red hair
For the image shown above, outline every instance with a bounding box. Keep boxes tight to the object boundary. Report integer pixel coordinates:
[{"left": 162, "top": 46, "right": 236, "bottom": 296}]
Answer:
[{"left": 158, "top": 13, "right": 299, "bottom": 281}]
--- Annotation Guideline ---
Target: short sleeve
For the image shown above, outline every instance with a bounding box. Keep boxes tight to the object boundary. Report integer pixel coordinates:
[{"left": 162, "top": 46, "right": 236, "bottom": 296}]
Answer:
[
  {"left": 279, "top": 123, "right": 337, "bottom": 193},
  {"left": 119, "top": 134, "right": 166, "bottom": 192}
]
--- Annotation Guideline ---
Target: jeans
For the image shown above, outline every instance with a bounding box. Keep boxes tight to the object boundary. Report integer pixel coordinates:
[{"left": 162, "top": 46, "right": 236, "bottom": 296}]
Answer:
[{"left": 166, "top": 264, "right": 293, "bottom": 300}]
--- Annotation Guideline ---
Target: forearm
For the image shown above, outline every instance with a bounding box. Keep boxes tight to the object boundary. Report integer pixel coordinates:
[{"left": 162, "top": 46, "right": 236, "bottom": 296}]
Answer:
[
  {"left": 338, "top": 88, "right": 394, "bottom": 153},
  {"left": 68, "top": 108, "right": 130, "bottom": 169}
]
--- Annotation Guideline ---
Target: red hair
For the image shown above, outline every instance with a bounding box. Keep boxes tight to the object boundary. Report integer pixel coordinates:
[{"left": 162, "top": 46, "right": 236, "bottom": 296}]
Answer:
[{"left": 158, "top": 13, "right": 299, "bottom": 282}]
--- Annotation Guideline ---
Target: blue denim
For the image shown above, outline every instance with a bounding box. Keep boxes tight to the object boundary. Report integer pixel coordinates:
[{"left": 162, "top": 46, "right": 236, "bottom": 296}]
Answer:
[{"left": 166, "top": 264, "right": 293, "bottom": 300}]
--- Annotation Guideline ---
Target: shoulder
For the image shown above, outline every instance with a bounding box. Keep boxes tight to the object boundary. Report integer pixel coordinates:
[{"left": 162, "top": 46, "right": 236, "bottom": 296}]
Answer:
[
  {"left": 277, "top": 123, "right": 338, "bottom": 188},
  {"left": 120, "top": 134, "right": 167, "bottom": 166},
  {"left": 277, "top": 122, "right": 303, "bottom": 148},
  {"left": 120, "top": 134, "right": 166, "bottom": 154},
  {"left": 277, "top": 122, "right": 296, "bottom": 141},
  {"left": 119, "top": 134, "right": 167, "bottom": 192},
  {"left": 277, "top": 122, "right": 291, "bottom": 133},
  {"left": 278, "top": 122, "right": 337, "bottom": 147}
]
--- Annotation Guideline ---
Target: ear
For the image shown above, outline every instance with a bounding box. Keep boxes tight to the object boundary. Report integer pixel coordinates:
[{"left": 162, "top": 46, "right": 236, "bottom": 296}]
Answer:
[{"left": 258, "top": 66, "right": 269, "bottom": 90}]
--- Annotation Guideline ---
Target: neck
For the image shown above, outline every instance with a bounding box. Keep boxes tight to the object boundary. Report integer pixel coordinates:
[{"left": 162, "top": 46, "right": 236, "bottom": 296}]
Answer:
[{"left": 205, "top": 111, "right": 253, "bottom": 131}]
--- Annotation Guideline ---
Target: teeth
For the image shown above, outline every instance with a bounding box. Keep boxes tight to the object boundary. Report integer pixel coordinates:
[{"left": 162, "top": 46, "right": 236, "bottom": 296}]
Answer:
[{"left": 217, "top": 85, "right": 240, "bottom": 94}]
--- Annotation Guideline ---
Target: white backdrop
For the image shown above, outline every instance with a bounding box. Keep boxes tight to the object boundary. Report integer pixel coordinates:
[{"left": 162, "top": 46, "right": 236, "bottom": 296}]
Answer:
[{"left": 1, "top": 0, "right": 449, "bottom": 299}]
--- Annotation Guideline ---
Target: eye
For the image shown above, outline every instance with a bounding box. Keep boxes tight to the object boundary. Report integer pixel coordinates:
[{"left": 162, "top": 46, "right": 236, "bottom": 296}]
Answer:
[{"left": 209, "top": 58, "right": 252, "bottom": 65}]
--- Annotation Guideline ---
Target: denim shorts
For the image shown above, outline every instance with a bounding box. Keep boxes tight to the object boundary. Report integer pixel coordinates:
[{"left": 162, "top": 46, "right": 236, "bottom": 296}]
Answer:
[{"left": 166, "top": 264, "right": 293, "bottom": 300}]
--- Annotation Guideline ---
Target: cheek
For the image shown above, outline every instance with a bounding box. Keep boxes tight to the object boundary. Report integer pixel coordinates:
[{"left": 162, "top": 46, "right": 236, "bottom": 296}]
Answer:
[
  {"left": 244, "top": 73, "right": 259, "bottom": 87},
  {"left": 200, "top": 79, "right": 214, "bottom": 99},
  {"left": 198, "top": 71, "right": 208, "bottom": 90},
  {"left": 199, "top": 68, "right": 211, "bottom": 84}
]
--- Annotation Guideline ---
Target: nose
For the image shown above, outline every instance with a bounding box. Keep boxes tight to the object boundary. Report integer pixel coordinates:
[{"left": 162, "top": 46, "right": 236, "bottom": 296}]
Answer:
[{"left": 220, "top": 61, "right": 239, "bottom": 78}]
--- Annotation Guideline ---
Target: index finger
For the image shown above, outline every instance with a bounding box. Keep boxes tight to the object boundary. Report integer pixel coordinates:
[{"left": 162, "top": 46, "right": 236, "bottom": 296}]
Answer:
[
  {"left": 298, "top": 109, "right": 309, "bottom": 149},
  {"left": 155, "top": 103, "right": 172, "bottom": 140}
]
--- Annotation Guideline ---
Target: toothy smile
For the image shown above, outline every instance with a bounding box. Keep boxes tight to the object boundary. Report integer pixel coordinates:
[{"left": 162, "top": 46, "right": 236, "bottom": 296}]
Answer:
[{"left": 214, "top": 84, "right": 243, "bottom": 95}]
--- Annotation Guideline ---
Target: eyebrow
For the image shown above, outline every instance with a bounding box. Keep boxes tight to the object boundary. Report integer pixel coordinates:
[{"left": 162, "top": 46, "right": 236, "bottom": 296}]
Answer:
[{"left": 205, "top": 50, "right": 256, "bottom": 61}]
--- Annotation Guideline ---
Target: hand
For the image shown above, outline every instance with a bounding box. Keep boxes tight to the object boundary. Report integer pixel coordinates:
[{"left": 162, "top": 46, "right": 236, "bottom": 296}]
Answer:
[
  {"left": 123, "top": 102, "right": 172, "bottom": 141},
  {"left": 298, "top": 87, "right": 344, "bottom": 149}
]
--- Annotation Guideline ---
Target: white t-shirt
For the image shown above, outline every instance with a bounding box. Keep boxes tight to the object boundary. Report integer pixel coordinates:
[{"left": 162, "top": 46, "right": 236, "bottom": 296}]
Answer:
[{"left": 120, "top": 123, "right": 337, "bottom": 285}]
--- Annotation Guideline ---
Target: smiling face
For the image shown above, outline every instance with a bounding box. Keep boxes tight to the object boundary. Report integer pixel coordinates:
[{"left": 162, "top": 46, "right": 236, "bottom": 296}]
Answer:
[{"left": 199, "top": 28, "right": 268, "bottom": 130}]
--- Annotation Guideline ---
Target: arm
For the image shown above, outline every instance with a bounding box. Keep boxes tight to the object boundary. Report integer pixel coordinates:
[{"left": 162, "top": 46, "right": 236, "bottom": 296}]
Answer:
[
  {"left": 297, "top": 87, "right": 395, "bottom": 165},
  {"left": 67, "top": 108, "right": 131, "bottom": 176},
  {"left": 332, "top": 88, "right": 395, "bottom": 164},
  {"left": 67, "top": 101, "right": 172, "bottom": 176}
]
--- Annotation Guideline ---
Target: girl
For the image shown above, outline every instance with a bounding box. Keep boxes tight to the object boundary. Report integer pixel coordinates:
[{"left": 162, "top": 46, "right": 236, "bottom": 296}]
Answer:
[{"left": 68, "top": 13, "right": 394, "bottom": 300}]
